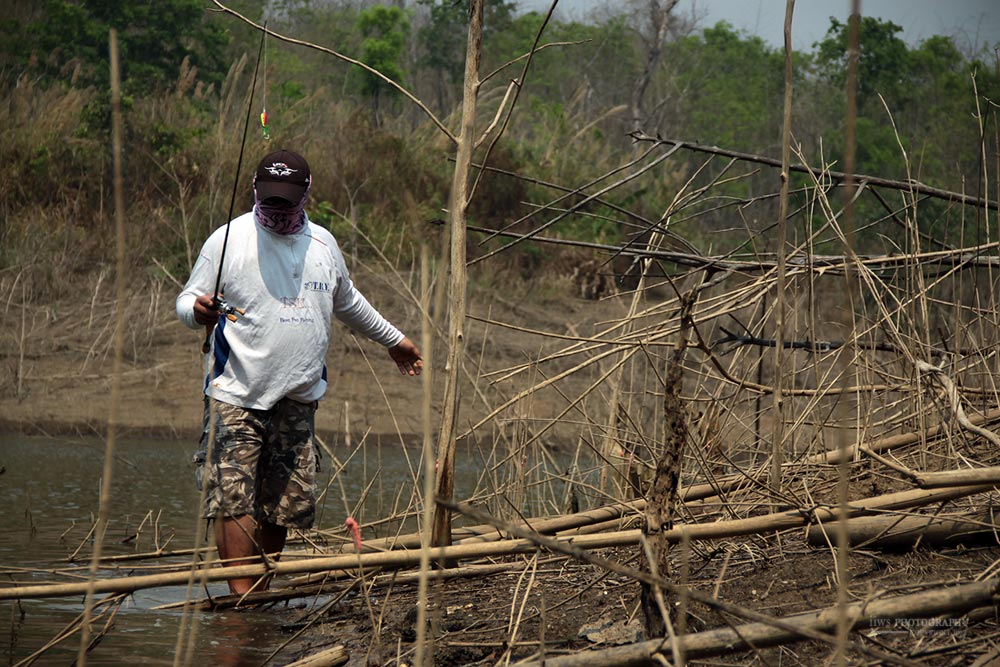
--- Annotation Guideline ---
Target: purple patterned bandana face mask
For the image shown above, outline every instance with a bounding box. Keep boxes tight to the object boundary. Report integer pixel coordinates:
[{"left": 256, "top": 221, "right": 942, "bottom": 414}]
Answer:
[{"left": 253, "top": 183, "right": 309, "bottom": 235}]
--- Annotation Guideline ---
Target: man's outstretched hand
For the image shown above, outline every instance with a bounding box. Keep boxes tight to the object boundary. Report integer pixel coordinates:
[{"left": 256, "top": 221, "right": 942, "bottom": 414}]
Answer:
[{"left": 388, "top": 337, "right": 423, "bottom": 376}]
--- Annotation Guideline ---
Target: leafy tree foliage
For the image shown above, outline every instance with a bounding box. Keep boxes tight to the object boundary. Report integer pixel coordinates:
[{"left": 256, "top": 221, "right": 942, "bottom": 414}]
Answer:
[
  {"left": 814, "top": 16, "right": 910, "bottom": 104},
  {"left": 1, "top": 0, "right": 230, "bottom": 94},
  {"left": 664, "top": 22, "right": 786, "bottom": 150},
  {"left": 415, "top": 0, "right": 518, "bottom": 114},
  {"left": 813, "top": 17, "right": 999, "bottom": 190},
  {"left": 2, "top": 0, "right": 995, "bottom": 264}
]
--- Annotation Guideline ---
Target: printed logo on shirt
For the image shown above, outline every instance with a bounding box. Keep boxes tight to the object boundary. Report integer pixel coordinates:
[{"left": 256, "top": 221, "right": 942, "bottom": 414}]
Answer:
[
  {"left": 304, "top": 281, "right": 331, "bottom": 293},
  {"left": 279, "top": 296, "right": 307, "bottom": 309}
]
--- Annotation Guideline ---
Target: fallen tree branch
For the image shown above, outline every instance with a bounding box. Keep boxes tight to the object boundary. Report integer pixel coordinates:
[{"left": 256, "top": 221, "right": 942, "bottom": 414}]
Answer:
[{"left": 630, "top": 133, "right": 999, "bottom": 212}]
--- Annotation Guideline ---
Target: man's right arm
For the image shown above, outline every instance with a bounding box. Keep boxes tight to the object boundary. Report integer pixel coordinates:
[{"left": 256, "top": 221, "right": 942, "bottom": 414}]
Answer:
[{"left": 176, "top": 236, "right": 222, "bottom": 329}]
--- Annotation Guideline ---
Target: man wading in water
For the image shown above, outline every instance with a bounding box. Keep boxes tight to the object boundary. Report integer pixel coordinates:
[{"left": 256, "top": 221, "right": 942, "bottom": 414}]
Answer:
[{"left": 176, "top": 149, "right": 422, "bottom": 595}]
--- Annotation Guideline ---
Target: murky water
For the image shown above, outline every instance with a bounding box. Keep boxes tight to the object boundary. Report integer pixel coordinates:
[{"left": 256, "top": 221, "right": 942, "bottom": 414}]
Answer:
[{"left": 0, "top": 434, "right": 493, "bottom": 666}]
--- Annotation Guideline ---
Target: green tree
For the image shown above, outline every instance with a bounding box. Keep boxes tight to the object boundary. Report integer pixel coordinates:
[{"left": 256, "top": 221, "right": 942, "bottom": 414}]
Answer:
[
  {"left": 357, "top": 4, "right": 410, "bottom": 124},
  {"left": 1, "top": 0, "right": 230, "bottom": 94},
  {"left": 665, "top": 22, "right": 786, "bottom": 151},
  {"left": 415, "top": 0, "right": 516, "bottom": 114},
  {"left": 814, "top": 16, "right": 910, "bottom": 104}
]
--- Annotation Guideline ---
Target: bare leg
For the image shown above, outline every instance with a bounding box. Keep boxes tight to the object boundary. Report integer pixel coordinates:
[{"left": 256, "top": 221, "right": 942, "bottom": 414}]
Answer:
[
  {"left": 215, "top": 516, "right": 288, "bottom": 595},
  {"left": 215, "top": 515, "right": 263, "bottom": 595},
  {"left": 259, "top": 521, "right": 287, "bottom": 560}
]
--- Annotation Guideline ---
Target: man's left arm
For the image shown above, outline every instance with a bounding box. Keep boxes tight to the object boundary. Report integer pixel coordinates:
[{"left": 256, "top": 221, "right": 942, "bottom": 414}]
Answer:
[{"left": 333, "top": 279, "right": 422, "bottom": 376}]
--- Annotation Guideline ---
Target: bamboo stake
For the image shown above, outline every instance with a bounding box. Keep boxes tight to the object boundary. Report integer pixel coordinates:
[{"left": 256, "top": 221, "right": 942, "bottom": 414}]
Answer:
[
  {"left": 415, "top": 241, "right": 434, "bottom": 667},
  {"left": 76, "top": 30, "right": 127, "bottom": 667},
  {"left": 835, "top": 9, "right": 862, "bottom": 665},
  {"left": 770, "top": 0, "right": 795, "bottom": 502}
]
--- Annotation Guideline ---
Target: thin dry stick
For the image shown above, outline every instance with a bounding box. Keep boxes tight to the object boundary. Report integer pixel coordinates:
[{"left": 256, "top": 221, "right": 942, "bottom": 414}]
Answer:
[
  {"left": 415, "top": 243, "right": 435, "bottom": 667},
  {"left": 627, "top": 134, "right": 999, "bottom": 212},
  {"left": 834, "top": 6, "right": 862, "bottom": 667},
  {"left": 770, "top": 0, "right": 795, "bottom": 500},
  {"left": 76, "top": 30, "right": 127, "bottom": 667}
]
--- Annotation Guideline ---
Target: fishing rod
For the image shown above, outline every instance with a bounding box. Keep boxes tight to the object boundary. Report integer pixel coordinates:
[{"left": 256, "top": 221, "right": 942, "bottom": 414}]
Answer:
[{"left": 201, "top": 21, "right": 268, "bottom": 354}]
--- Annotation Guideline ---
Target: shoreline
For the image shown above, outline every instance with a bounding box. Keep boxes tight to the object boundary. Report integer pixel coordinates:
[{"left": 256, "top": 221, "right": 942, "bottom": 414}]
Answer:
[{"left": 0, "top": 417, "right": 429, "bottom": 449}]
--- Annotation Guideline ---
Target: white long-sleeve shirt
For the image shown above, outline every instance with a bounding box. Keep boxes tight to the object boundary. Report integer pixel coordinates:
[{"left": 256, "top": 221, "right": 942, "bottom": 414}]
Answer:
[{"left": 176, "top": 212, "right": 404, "bottom": 409}]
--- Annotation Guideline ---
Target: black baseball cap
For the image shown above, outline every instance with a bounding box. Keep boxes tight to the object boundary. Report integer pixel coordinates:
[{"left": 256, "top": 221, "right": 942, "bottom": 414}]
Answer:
[{"left": 254, "top": 149, "right": 311, "bottom": 203}]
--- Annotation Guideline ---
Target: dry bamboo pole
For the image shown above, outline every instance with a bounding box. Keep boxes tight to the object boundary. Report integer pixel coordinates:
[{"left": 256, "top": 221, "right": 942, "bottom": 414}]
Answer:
[
  {"left": 283, "top": 646, "right": 348, "bottom": 667},
  {"left": 280, "top": 408, "right": 1000, "bottom": 554},
  {"left": 917, "top": 467, "right": 1000, "bottom": 488},
  {"left": 834, "top": 9, "right": 862, "bottom": 666},
  {"left": 415, "top": 241, "right": 435, "bottom": 667},
  {"left": 806, "top": 510, "right": 1000, "bottom": 549},
  {"left": 4, "top": 482, "right": 994, "bottom": 601},
  {"left": 431, "top": 0, "right": 484, "bottom": 549},
  {"left": 514, "top": 576, "right": 1000, "bottom": 667},
  {"left": 155, "top": 561, "right": 522, "bottom": 611},
  {"left": 770, "top": 0, "right": 795, "bottom": 502},
  {"left": 76, "top": 30, "right": 127, "bottom": 667},
  {"left": 821, "top": 406, "right": 1000, "bottom": 464}
]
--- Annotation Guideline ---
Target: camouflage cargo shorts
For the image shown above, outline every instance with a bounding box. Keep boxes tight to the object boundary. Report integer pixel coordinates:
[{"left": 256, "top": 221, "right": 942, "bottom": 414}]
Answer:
[{"left": 194, "top": 397, "right": 321, "bottom": 529}]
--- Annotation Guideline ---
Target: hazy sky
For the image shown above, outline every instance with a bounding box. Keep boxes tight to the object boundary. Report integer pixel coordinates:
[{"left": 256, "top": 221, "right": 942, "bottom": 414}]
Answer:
[{"left": 517, "top": 0, "right": 1000, "bottom": 52}]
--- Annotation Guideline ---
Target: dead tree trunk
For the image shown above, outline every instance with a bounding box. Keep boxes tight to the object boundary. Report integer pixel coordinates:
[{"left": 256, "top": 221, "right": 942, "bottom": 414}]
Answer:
[
  {"left": 639, "top": 292, "right": 695, "bottom": 637},
  {"left": 431, "top": 0, "right": 484, "bottom": 550},
  {"left": 630, "top": 0, "right": 679, "bottom": 134}
]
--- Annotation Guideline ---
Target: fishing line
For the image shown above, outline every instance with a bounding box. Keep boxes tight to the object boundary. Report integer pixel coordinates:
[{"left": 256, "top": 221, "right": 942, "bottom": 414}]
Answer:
[
  {"left": 201, "top": 20, "right": 268, "bottom": 354},
  {"left": 261, "top": 22, "right": 270, "bottom": 140}
]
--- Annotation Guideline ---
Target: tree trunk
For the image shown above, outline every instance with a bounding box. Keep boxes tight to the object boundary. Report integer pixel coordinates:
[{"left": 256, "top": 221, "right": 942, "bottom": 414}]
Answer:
[
  {"left": 431, "top": 0, "right": 484, "bottom": 550},
  {"left": 639, "top": 292, "right": 695, "bottom": 637},
  {"left": 630, "top": 0, "right": 679, "bottom": 134}
]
